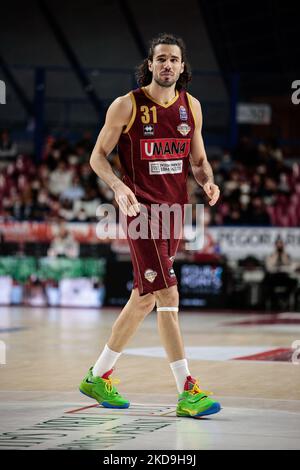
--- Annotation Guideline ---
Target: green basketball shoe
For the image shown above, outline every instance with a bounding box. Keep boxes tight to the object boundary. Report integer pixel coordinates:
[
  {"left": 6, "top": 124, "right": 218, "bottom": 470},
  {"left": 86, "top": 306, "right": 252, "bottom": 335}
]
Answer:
[
  {"left": 79, "top": 367, "right": 130, "bottom": 409},
  {"left": 176, "top": 375, "right": 221, "bottom": 418}
]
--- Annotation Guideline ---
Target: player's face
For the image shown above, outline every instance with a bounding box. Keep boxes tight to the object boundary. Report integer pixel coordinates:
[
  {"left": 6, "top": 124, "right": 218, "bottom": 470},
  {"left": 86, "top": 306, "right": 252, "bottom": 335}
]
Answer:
[{"left": 148, "top": 44, "right": 184, "bottom": 88}]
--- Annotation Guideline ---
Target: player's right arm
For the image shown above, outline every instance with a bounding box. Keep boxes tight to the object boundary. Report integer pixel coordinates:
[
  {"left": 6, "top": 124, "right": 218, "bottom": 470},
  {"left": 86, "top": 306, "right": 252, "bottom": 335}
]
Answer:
[{"left": 90, "top": 94, "right": 140, "bottom": 216}]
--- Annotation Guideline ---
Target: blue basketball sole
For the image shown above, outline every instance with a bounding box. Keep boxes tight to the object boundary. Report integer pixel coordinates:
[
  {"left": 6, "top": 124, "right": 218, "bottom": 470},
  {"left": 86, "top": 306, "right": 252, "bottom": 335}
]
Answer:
[
  {"left": 192, "top": 402, "right": 221, "bottom": 418},
  {"left": 177, "top": 402, "right": 221, "bottom": 418},
  {"left": 79, "top": 389, "right": 130, "bottom": 409}
]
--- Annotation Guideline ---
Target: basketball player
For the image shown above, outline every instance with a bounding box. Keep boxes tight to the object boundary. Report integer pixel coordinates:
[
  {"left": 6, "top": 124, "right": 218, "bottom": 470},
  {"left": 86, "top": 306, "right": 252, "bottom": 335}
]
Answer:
[{"left": 80, "top": 34, "right": 221, "bottom": 418}]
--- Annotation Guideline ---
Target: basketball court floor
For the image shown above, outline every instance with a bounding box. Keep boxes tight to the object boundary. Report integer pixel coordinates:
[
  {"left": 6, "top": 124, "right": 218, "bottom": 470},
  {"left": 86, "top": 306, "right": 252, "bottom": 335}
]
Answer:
[{"left": 0, "top": 306, "right": 300, "bottom": 450}]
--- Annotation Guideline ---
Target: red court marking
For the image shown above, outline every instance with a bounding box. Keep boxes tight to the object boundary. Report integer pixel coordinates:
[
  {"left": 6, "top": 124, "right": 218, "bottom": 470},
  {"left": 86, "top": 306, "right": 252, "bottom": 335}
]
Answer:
[
  {"left": 65, "top": 402, "right": 176, "bottom": 415},
  {"left": 233, "top": 348, "right": 293, "bottom": 362},
  {"left": 225, "top": 317, "right": 300, "bottom": 326},
  {"left": 66, "top": 403, "right": 99, "bottom": 414}
]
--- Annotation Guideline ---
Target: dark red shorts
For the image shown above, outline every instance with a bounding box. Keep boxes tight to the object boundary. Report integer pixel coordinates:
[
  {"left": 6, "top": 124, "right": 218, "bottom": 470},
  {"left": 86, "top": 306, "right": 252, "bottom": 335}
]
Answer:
[{"left": 124, "top": 204, "right": 184, "bottom": 295}]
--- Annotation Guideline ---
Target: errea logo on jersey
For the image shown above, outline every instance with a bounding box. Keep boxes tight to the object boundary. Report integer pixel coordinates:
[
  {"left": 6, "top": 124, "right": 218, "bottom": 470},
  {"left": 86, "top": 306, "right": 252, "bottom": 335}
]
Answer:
[
  {"left": 143, "top": 124, "right": 154, "bottom": 136},
  {"left": 140, "top": 138, "right": 191, "bottom": 160}
]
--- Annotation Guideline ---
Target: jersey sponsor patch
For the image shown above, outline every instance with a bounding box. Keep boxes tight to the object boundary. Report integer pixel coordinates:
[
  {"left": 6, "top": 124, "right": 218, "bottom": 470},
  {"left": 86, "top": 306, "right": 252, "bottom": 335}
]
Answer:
[
  {"left": 140, "top": 138, "right": 190, "bottom": 160},
  {"left": 143, "top": 124, "right": 154, "bottom": 136},
  {"left": 149, "top": 160, "right": 183, "bottom": 175},
  {"left": 144, "top": 269, "right": 157, "bottom": 283},
  {"left": 179, "top": 105, "right": 188, "bottom": 121},
  {"left": 177, "top": 123, "right": 191, "bottom": 136}
]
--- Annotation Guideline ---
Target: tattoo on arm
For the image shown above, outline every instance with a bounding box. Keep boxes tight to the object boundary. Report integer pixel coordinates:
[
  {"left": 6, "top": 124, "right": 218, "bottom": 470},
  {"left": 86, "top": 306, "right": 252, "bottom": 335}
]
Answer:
[{"left": 191, "top": 158, "right": 214, "bottom": 187}]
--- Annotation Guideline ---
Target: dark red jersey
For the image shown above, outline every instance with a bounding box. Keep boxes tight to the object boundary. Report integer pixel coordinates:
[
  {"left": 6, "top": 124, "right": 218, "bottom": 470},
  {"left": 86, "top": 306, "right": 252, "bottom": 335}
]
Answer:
[{"left": 117, "top": 87, "right": 196, "bottom": 205}]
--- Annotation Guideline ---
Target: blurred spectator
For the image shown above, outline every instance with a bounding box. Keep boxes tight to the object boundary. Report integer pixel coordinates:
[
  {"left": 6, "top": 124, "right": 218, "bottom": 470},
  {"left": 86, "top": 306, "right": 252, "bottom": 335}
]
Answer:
[
  {"left": 58, "top": 199, "right": 76, "bottom": 221},
  {"left": 31, "top": 189, "right": 51, "bottom": 220},
  {"left": 0, "top": 133, "right": 297, "bottom": 227},
  {"left": 0, "top": 230, "right": 5, "bottom": 255},
  {"left": 97, "top": 179, "right": 115, "bottom": 202},
  {"left": 79, "top": 162, "right": 98, "bottom": 188},
  {"left": 48, "top": 197, "right": 62, "bottom": 220},
  {"left": 73, "top": 187, "right": 101, "bottom": 220},
  {"left": 0, "top": 130, "right": 18, "bottom": 167},
  {"left": 49, "top": 161, "right": 73, "bottom": 196},
  {"left": 263, "top": 237, "right": 298, "bottom": 310},
  {"left": 223, "top": 203, "right": 246, "bottom": 226},
  {"left": 24, "top": 275, "right": 47, "bottom": 307},
  {"left": 265, "top": 237, "right": 294, "bottom": 273},
  {"left": 60, "top": 175, "right": 85, "bottom": 202},
  {"left": 76, "top": 130, "right": 94, "bottom": 154},
  {"left": 48, "top": 223, "right": 79, "bottom": 258},
  {"left": 223, "top": 169, "right": 241, "bottom": 195},
  {"left": 247, "top": 196, "right": 271, "bottom": 226}
]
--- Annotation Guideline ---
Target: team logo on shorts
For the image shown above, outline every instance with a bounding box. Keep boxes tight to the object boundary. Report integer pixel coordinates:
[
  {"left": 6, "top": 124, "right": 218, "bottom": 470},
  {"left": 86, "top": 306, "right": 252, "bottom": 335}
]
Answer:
[
  {"left": 179, "top": 106, "right": 188, "bottom": 121},
  {"left": 177, "top": 123, "right": 191, "bottom": 136},
  {"left": 169, "top": 267, "right": 176, "bottom": 277},
  {"left": 143, "top": 124, "right": 154, "bottom": 136},
  {"left": 144, "top": 269, "right": 157, "bottom": 283}
]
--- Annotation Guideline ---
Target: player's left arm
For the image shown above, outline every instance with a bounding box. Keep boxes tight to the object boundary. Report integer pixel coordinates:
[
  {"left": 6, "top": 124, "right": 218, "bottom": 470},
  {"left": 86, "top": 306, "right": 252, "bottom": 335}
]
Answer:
[{"left": 189, "top": 96, "right": 220, "bottom": 206}]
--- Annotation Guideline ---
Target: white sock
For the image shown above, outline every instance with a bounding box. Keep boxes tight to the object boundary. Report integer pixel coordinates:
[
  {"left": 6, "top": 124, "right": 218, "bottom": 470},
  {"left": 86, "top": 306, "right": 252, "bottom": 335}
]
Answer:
[
  {"left": 170, "top": 358, "right": 191, "bottom": 393},
  {"left": 92, "top": 344, "right": 122, "bottom": 377}
]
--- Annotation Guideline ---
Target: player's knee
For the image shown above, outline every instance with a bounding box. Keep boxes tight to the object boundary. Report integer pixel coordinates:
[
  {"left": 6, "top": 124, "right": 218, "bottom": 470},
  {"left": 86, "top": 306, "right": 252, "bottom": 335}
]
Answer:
[
  {"left": 136, "top": 293, "right": 156, "bottom": 314},
  {"left": 154, "top": 285, "right": 179, "bottom": 308}
]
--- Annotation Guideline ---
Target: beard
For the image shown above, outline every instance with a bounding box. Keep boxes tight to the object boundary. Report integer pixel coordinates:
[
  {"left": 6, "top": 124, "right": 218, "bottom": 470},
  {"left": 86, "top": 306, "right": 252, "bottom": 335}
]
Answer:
[{"left": 153, "top": 75, "right": 178, "bottom": 88}]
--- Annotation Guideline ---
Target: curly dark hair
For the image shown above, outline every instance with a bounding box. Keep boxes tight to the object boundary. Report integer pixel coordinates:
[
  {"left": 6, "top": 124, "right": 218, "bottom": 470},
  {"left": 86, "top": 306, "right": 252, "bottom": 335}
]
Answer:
[{"left": 135, "top": 33, "right": 192, "bottom": 90}]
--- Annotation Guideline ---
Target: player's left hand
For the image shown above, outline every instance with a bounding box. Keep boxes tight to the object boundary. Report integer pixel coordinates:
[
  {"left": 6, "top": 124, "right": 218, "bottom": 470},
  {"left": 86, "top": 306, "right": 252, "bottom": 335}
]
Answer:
[{"left": 203, "top": 182, "right": 220, "bottom": 206}]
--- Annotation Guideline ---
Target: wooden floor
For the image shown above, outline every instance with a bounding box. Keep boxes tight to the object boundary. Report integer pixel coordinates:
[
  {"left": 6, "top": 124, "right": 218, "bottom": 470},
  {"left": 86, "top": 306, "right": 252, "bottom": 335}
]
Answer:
[{"left": 0, "top": 306, "right": 300, "bottom": 450}]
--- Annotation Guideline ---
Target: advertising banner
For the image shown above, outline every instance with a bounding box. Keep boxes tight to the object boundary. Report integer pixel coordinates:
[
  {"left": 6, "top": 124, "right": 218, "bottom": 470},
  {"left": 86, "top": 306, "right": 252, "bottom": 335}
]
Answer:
[{"left": 0, "top": 222, "right": 299, "bottom": 260}]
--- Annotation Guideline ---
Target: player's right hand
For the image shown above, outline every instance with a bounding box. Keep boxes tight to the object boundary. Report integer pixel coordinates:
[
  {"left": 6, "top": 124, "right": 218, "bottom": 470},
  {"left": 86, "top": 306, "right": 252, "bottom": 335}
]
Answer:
[{"left": 112, "top": 181, "right": 140, "bottom": 217}]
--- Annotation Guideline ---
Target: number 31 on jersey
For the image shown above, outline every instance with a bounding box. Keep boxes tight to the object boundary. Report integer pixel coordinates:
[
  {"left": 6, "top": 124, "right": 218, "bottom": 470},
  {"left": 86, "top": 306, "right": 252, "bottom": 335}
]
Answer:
[{"left": 140, "top": 105, "right": 158, "bottom": 124}]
